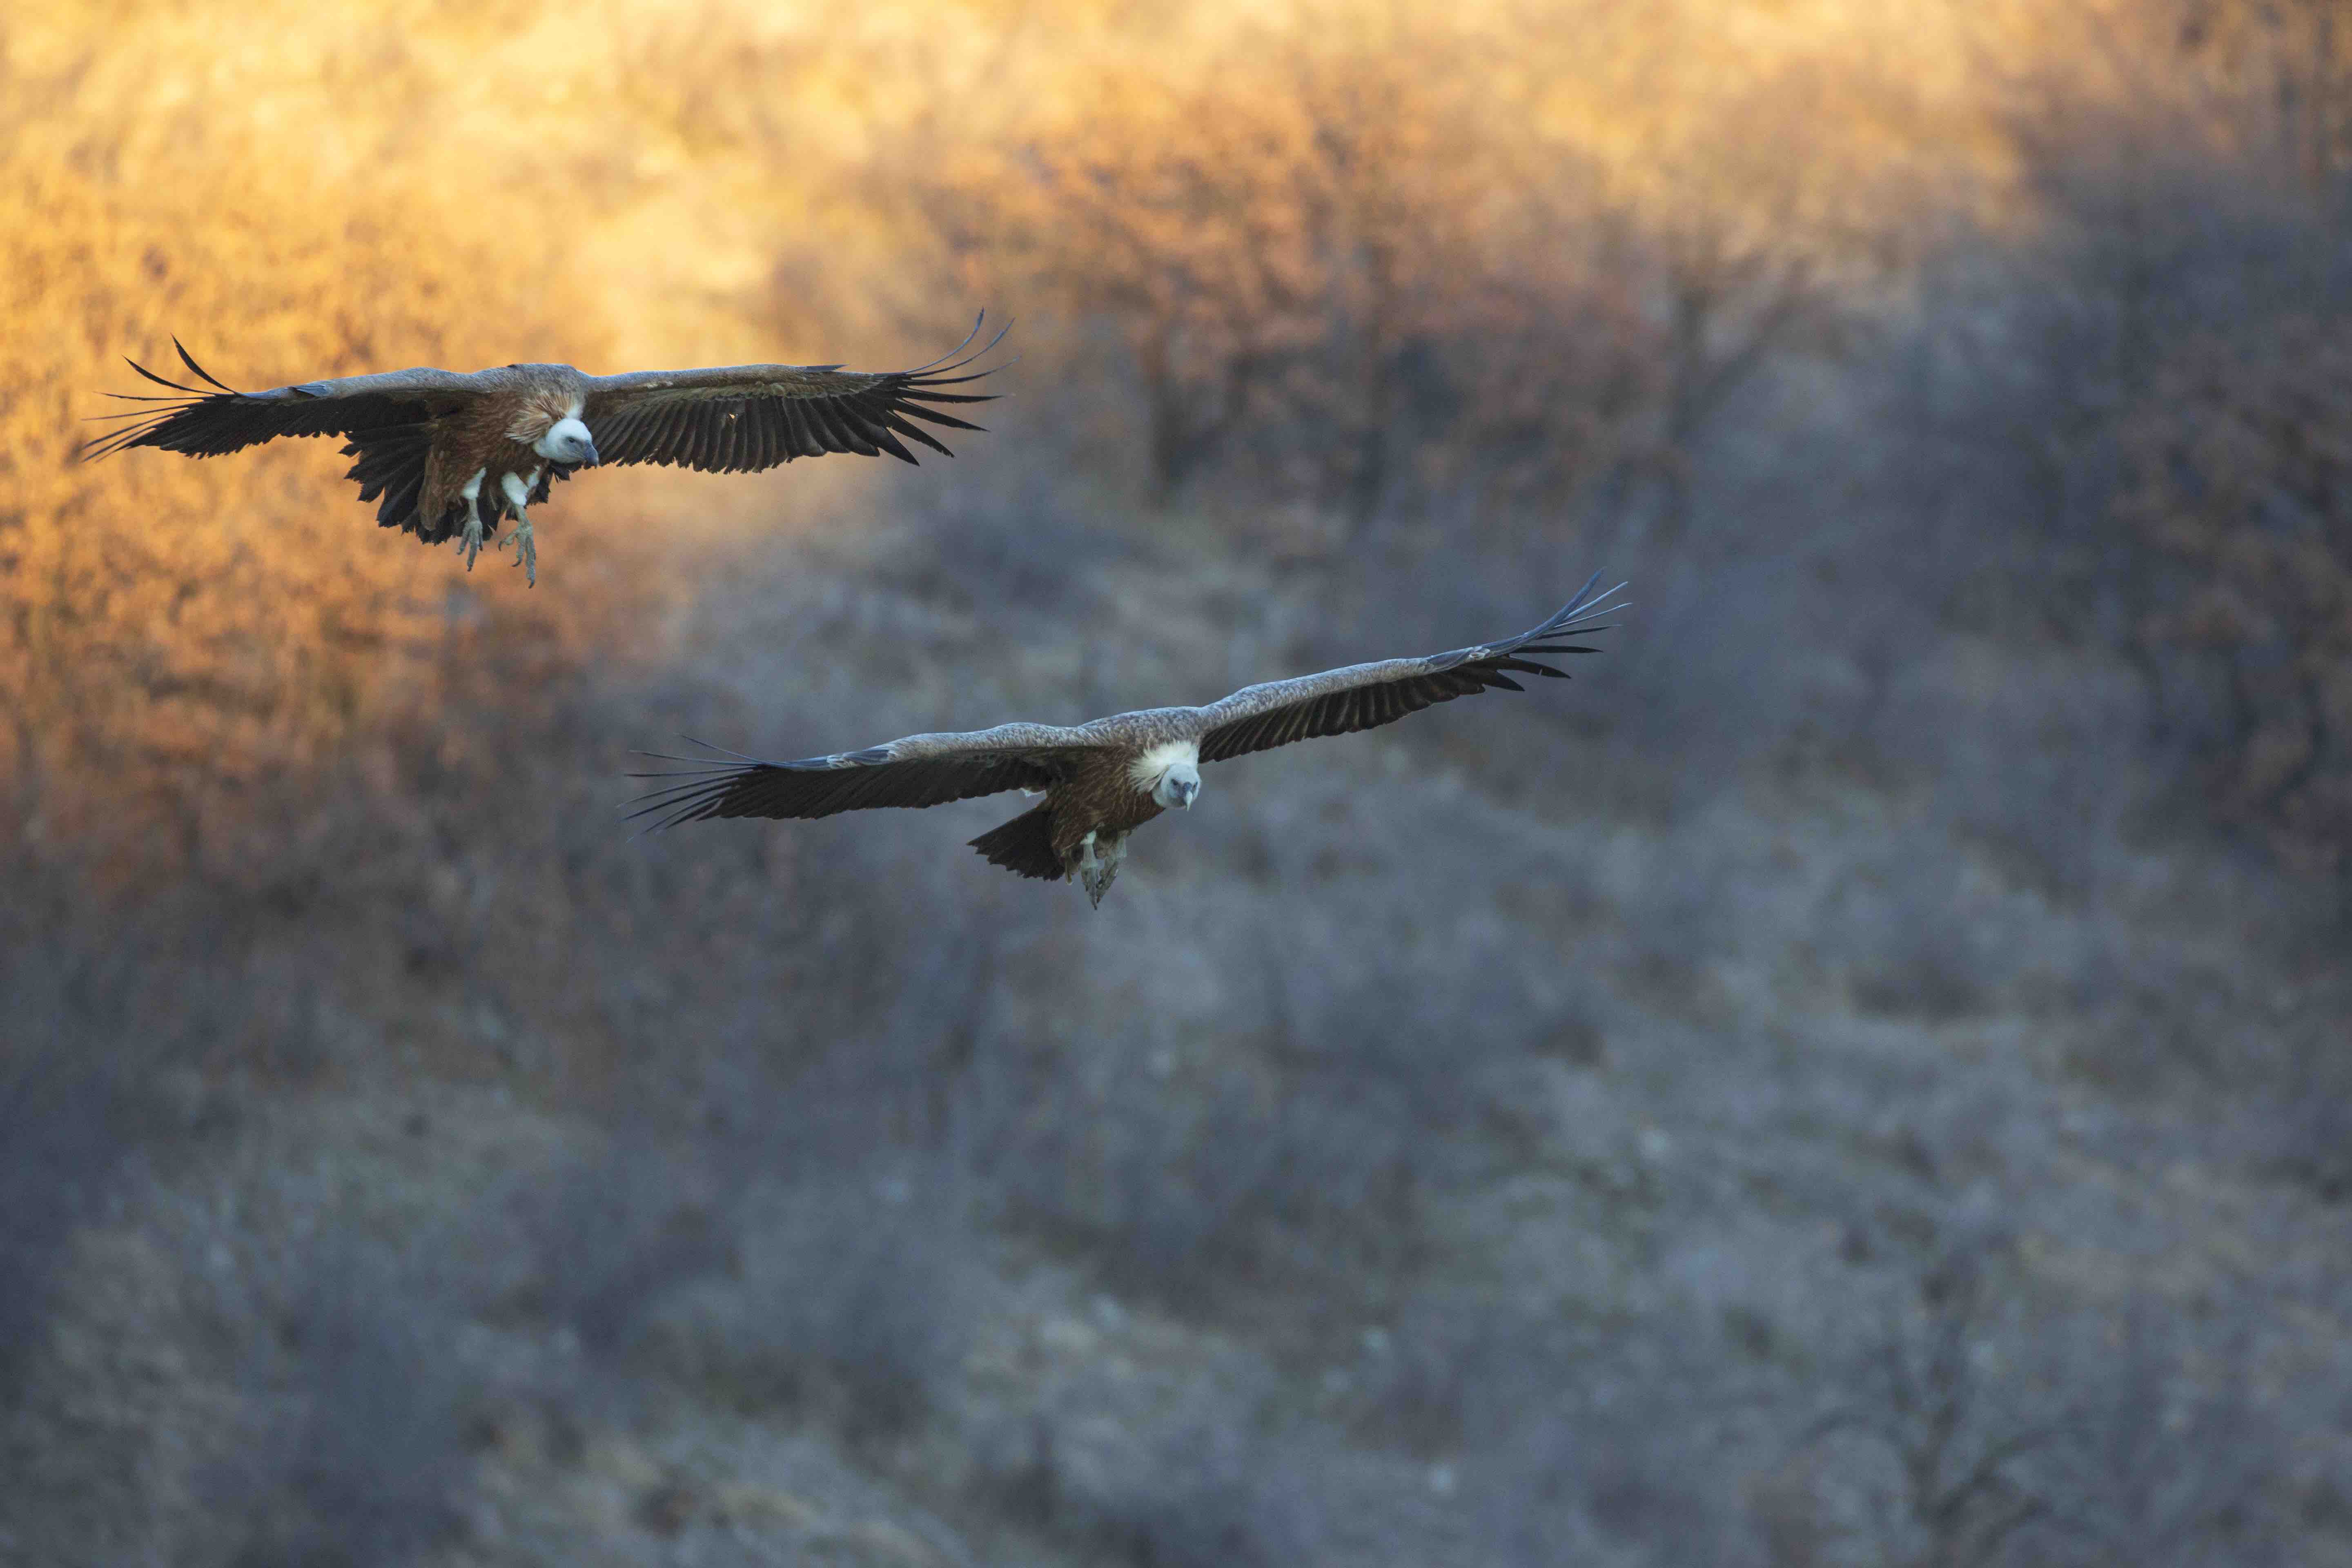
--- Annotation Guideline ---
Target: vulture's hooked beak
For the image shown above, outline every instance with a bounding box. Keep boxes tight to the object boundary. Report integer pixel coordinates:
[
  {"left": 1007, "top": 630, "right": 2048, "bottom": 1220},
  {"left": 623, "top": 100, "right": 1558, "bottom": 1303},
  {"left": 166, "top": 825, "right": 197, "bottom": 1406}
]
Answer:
[
  {"left": 1172, "top": 775, "right": 1198, "bottom": 809},
  {"left": 579, "top": 439, "right": 603, "bottom": 468}
]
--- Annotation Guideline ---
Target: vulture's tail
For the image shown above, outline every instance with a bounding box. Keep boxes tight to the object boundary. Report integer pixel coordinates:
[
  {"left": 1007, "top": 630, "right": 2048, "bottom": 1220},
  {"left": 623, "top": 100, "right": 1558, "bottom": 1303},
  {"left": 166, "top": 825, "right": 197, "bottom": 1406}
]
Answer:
[
  {"left": 340, "top": 425, "right": 438, "bottom": 535},
  {"left": 970, "top": 805, "right": 1065, "bottom": 880}
]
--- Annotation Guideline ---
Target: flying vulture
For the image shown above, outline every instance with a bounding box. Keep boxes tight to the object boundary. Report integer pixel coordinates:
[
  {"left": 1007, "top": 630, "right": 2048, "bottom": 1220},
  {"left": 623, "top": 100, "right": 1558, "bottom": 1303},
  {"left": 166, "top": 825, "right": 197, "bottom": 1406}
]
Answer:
[
  {"left": 630, "top": 574, "right": 1624, "bottom": 906},
  {"left": 83, "top": 321, "right": 1007, "bottom": 585}
]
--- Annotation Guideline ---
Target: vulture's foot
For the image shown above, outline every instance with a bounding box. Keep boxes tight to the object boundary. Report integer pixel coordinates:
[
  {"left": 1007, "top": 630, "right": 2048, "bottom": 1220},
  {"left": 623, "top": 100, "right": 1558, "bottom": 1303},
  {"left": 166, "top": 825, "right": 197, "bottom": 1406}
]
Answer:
[
  {"left": 458, "top": 511, "right": 489, "bottom": 573},
  {"left": 498, "top": 509, "right": 538, "bottom": 587},
  {"left": 1078, "top": 831, "right": 1123, "bottom": 909}
]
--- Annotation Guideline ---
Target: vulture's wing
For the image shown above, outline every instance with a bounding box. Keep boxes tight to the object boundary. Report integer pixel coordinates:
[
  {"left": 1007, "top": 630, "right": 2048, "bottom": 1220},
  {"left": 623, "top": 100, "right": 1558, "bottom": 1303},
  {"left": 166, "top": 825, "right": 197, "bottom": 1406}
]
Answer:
[
  {"left": 581, "top": 318, "right": 1008, "bottom": 474},
  {"left": 627, "top": 722, "right": 1105, "bottom": 831},
  {"left": 82, "top": 341, "right": 482, "bottom": 459},
  {"left": 1189, "top": 573, "right": 1625, "bottom": 765}
]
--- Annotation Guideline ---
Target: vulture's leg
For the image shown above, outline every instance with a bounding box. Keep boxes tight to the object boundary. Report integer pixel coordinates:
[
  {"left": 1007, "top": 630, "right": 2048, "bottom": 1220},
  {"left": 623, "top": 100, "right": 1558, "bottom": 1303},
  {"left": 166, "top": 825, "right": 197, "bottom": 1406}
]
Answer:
[
  {"left": 496, "top": 471, "right": 539, "bottom": 587},
  {"left": 1077, "top": 829, "right": 1121, "bottom": 909},
  {"left": 457, "top": 469, "right": 490, "bottom": 572}
]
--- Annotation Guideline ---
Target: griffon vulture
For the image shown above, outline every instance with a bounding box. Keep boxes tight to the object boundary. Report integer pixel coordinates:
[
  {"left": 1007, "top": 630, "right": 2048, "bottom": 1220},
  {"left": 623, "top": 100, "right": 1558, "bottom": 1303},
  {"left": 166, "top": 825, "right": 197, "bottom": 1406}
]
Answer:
[
  {"left": 83, "top": 321, "right": 1007, "bottom": 585},
  {"left": 630, "top": 574, "right": 1624, "bottom": 906}
]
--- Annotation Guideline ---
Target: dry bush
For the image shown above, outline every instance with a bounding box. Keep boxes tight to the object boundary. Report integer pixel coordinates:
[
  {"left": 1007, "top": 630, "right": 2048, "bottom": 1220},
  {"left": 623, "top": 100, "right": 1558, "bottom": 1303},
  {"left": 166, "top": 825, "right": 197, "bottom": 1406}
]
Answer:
[
  {"left": 908, "top": 17, "right": 1662, "bottom": 516},
  {"left": 1059, "top": 1423, "right": 1330, "bottom": 1568},
  {"left": 1776, "top": 1230, "right": 2290, "bottom": 1568},
  {"left": 0, "top": 1043, "right": 142, "bottom": 1401},
  {"left": 2112, "top": 319, "right": 2352, "bottom": 892},
  {"left": 218, "top": 1244, "right": 482, "bottom": 1568},
  {"left": 1934, "top": 0, "right": 2352, "bottom": 900},
  {"left": 675, "top": 1174, "right": 976, "bottom": 1447},
  {"left": 883, "top": 2, "right": 1930, "bottom": 540},
  {"left": 2161, "top": 0, "right": 2352, "bottom": 189}
]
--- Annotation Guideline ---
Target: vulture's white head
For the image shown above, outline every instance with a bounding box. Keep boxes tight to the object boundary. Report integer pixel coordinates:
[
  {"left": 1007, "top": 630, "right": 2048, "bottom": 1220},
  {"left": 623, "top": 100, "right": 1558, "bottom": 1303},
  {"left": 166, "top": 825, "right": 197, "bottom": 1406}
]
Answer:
[
  {"left": 1154, "top": 760, "right": 1200, "bottom": 809},
  {"left": 1132, "top": 739, "right": 1203, "bottom": 809},
  {"left": 534, "top": 415, "right": 601, "bottom": 467},
  {"left": 1145, "top": 747, "right": 1201, "bottom": 811},
  {"left": 1131, "top": 740, "right": 1202, "bottom": 809}
]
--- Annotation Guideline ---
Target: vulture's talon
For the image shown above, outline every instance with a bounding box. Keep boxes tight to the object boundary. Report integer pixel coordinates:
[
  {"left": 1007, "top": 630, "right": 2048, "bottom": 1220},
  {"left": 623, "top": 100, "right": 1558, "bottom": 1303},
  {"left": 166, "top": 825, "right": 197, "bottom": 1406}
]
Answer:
[{"left": 498, "top": 516, "right": 538, "bottom": 586}]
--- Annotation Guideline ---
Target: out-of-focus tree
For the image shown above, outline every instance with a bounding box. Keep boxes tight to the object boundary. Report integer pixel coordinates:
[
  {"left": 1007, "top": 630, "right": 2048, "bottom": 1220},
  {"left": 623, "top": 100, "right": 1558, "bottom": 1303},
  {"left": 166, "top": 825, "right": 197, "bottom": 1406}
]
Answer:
[
  {"left": 909, "top": 13, "right": 1673, "bottom": 524},
  {"left": 897, "top": 2, "right": 1929, "bottom": 539},
  {"left": 1775, "top": 1232, "right": 2285, "bottom": 1568},
  {"left": 2170, "top": 0, "right": 2352, "bottom": 189},
  {"left": 1796, "top": 1241, "right": 2070, "bottom": 1568},
  {"left": 2045, "top": 1302, "right": 2285, "bottom": 1568},
  {"left": 1559, "top": 43, "right": 1920, "bottom": 546},
  {"left": 2112, "top": 319, "right": 2352, "bottom": 897},
  {"left": 1958, "top": 1, "right": 2352, "bottom": 898}
]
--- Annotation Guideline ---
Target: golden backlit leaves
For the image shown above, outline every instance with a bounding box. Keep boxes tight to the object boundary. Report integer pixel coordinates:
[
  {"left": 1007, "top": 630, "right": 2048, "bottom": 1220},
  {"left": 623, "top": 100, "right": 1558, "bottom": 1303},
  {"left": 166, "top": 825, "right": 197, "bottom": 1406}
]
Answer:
[
  {"left": 876, "top": 0, "right": 2039, "bottom": 519},
  {"left": 0, "top": 0, "right": 2212, "bottom": 881},
  {"left": 2, "top": 6, "right": 608, "bottom": 874}
]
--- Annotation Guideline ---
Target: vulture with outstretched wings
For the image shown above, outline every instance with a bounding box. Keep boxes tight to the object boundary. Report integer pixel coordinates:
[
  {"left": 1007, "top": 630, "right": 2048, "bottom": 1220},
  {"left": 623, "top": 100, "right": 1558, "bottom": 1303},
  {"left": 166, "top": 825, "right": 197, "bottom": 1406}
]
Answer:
[
  {"left": 84, "top": 320, "right": 1007, "bottom": 584},
  {"left": 631, "top": 575, "right": 1624, "bottom": 906}
]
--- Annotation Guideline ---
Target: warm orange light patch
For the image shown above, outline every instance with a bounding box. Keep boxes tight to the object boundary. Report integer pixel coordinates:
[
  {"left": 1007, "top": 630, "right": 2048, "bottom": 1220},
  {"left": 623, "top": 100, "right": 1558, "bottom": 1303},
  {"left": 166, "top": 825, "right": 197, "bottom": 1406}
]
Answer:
[{"left": 2, "top": 0, "right": 2241, "bottom": 880}]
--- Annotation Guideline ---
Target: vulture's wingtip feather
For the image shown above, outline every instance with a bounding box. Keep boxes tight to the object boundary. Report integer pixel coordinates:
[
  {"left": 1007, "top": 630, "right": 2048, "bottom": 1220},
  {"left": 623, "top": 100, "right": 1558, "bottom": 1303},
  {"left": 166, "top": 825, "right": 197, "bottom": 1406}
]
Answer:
[
  {"left": 676, "top": 734, "right": 770, "bottom": 764},
  {"left": 124, "top": 357, "right": 201, "bottom": 395},
  {"left": 909, "top": 316, "right": 1013, "bottom": 381},
  {"left": 903, "top": 312, "right": 989, "bottom": 376},
  {"left": 171, "top": 338, "right": 237, "bottom": 393},
  {"left": 628, "top": 748, "right": 719, "bottom": 765}
]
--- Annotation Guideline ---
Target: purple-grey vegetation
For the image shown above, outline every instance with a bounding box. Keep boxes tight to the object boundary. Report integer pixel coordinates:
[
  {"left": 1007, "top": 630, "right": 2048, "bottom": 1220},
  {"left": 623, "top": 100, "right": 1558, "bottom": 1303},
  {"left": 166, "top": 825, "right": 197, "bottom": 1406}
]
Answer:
[{"left": 6, "top": 7, "right": 2352, "bottom": 1564}]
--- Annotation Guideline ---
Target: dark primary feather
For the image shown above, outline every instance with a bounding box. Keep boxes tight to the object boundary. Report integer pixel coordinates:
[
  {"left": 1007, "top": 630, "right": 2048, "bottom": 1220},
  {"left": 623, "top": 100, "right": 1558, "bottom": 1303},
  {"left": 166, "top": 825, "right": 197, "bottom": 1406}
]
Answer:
[
  {"left": 625, "top": 721, "right": 1091, "bottom": 832},
  {"left": 582, "top": 317, "right": 1010, "bottom": 476},
  {"left": 81, "top": 341, "right": 478, "bottom": 461},
  {"left": 1192, "top": 573, "right": 1626, "bottom": 765}
]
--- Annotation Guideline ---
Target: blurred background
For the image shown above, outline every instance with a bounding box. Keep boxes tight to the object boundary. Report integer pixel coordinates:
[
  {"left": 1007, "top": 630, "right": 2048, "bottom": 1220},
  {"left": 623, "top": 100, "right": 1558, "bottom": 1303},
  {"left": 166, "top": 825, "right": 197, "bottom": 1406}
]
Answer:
[{"left": 4, "top": 0, "right": 2350, "bottom": 1561}]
